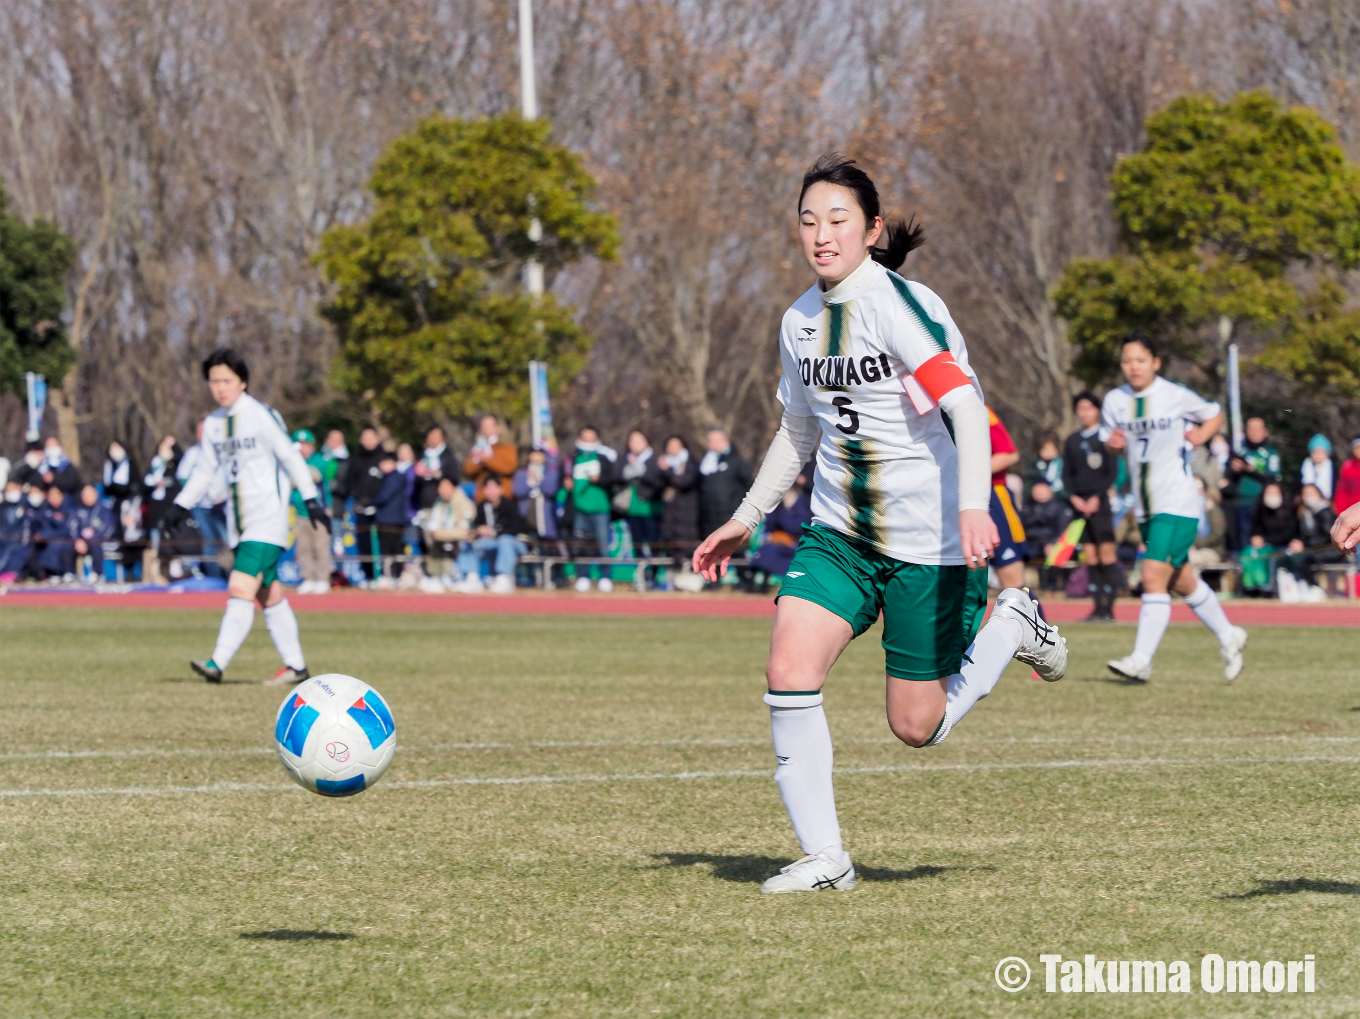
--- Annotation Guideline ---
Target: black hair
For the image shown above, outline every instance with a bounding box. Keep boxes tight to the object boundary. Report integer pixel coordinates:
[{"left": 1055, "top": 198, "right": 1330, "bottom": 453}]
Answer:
[
  {"left": 482, "top": 472, "right": 503, "bottom": 487},
  {"left": 1037, "top": 430, "right": 1060, "bottom": 449},
  {"left": 25, "top": 439, "right": 42, "bottom": 452},
  {"left": 664, "top": 434, "right": 691, "bottom": 454},
  {"left": 202, "top": 348, "right": 250, "bottom": 385},
  {"left": 1121, "top": 334, "right": 1159, "bottom": 359},
  {"left": 798, "top": 152, "right": 924, "bottom": 271},
  {"left": 628, "top": 428, "right": 652, "bottom": 446},
  {"left": 1071, "top": 390, "right": 1100, "bottom": 411}
]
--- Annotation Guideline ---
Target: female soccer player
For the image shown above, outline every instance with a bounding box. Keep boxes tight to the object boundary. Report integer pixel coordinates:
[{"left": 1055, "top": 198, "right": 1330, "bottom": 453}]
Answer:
[
  {"left": 693, "top": 154, "right": 1067, "bottom": 894},
  {"left": 161, "top": 349, "right": 331, "bottom": 685},
  {"left": 1101, "top": 336, "right": 1248, "bottom": 683}
]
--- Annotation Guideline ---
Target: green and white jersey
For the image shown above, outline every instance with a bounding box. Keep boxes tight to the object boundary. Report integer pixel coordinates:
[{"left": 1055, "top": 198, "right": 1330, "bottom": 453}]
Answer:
[
  {"left": 777, "top": 257, "right": 984, "bottom": 566},
  {"left": 1099, "top": 377, "right": 1220, "bottom": 522},
  {"left": 174, "top": 393, "right": 318, "bottom": 548}
]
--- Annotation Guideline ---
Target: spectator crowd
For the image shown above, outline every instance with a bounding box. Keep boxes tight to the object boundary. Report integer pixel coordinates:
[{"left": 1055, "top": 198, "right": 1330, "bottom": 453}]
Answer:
[
  {"left": 0, "top": 418, "right": 766, "bottom": 594},
  {"left": 1, "top": 402, "right": 1354, "bottom": 602}
]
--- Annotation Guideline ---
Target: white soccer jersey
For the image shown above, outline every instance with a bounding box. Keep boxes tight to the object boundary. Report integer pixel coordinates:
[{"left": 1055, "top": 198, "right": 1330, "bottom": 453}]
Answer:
[
  {"left": 174, "top": 393, "right": 318, "bottom": 548},
  {"left": 777, "top": 256, "right": 984, "bottom": 565},
  {"left": 1100, "top": 377, "right": 1220, "bottom": 522}
]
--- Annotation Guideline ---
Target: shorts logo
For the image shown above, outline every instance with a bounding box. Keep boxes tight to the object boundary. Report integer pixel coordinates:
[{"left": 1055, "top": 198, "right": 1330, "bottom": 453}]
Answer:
[
  {"left": 1000, "top": 548, "right": 1017, "bottom": 561},
  {"left": 786, "top": 572, "right": 805, "bottom": 578}
]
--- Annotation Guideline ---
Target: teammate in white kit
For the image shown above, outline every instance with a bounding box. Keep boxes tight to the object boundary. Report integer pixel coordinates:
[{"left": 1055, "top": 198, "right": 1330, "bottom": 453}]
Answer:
[
  {"left": 1102, "top": 336, "right": 1248, "bottom": 682},
  {"left": 693, "top": 153, "right": 1067, "bottom": 894},
  {"left": 161, "top": 349, "right": 331, "bottom": 685}
]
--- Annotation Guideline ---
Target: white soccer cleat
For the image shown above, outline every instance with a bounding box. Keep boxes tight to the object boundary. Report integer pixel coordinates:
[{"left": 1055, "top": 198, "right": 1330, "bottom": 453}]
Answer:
[
  {"left": 1221, "top": 626, "right": 1248, "bottom": 682},
  {"left": 1107, "top": 654, "right": 1152, "bottom": 683},
  {"left": 993, "top": 588, "right": 1067, "bottom": 682},
  {"left": 760, "top": 851, "right": 857, "bottom": 894}
]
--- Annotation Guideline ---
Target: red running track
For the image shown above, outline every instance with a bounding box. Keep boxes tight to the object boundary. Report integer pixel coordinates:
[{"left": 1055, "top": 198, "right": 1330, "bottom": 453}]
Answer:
[{"left": 1, "top": 589, "right": 1358, "bottom": 626}]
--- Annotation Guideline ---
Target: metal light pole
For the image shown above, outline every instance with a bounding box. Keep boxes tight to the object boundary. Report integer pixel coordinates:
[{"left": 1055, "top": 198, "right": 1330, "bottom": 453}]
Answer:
[{"left": 519, "top": 0, "right": 545, "bottom": 296}]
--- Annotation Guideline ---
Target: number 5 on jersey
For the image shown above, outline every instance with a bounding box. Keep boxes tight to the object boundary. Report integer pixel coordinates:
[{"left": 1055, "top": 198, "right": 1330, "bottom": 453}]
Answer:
[{"left": 832, "top": 396, "right": 860, "bottom": 435}]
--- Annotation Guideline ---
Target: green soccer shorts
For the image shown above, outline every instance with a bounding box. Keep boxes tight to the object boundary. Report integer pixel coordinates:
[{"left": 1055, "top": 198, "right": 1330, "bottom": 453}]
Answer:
[
  {"left": 231, "top": 540, "right": 285, "bottom": 587},
  {"left": 1141, "top": 513, "right": 1198, "bottom": 569},
  {"left": 777, "top": 525, "right": 983, "bottom": 681}
]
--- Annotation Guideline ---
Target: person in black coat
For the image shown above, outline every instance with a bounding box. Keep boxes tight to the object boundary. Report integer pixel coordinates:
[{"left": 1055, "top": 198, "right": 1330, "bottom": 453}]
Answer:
[
  {"left": 0, "top": 480, "right": 33, "bottom": 578},
  {"left": 698, "top": 427, "right": 754, "bottom": 538},
  {"left": 342, "top": 428, "right": 389, "bottom": 579},
  {"left": 1249, "top": 482, "right": 1298, "bottom": 550},
  {"left": 414, "top": 425, "right": 460, "bottom": 511},
  {"left": 31, "top": 485, "right": 75, "bottom": 579},
  {"left": 101, "top": 441, "right": 137, "bottom": 503},
  {"left": 658, "top": 435, "right": 700, "bottom": 557},
  {"left": 70, "top": 484, "right": 117, "bottom": 579},
  {"left": 456, "top": 474, "right": 529, "bottom": 593}
]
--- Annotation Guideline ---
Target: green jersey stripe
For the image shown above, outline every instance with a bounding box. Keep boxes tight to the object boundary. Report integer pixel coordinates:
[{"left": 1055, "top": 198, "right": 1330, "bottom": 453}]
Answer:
[
  {"left": 838, "top": 437, "right": 883, "bottom": 546},
  {"left": 886, "top": 271, "right": 949, "bottom": 353}
]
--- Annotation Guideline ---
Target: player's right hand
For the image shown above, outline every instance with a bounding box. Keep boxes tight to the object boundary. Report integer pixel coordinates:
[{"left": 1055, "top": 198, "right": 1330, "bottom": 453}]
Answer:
[
  {"left": 1331, "top": 502, "right": 1360, "bottom": 553},
  {"left": 958, "top": 508, "right": 998, "bottom": 570},
  {"left": 1106, "top": 429, "right": 1127, "bottom": 451},
  {"left": 692, "top": 520, "right": 752, "bottom": 581}
]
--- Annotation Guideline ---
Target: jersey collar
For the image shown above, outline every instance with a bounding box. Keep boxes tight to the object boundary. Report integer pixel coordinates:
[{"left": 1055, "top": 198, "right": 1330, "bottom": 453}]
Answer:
[{"left": 819, "top": 255, "right": 878, "bottom": 305}]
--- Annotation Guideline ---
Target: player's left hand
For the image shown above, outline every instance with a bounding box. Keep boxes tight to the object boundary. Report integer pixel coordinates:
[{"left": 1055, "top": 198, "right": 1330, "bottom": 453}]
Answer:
[
  {"left": 958, "top": 508, "right": 998, "bottom": 571},
  {"left": 304, "top": 498, "right": 332, "bottom": 531},
  {"left": 1331, "top": 502, "right": 1360, "bottom": 553}
]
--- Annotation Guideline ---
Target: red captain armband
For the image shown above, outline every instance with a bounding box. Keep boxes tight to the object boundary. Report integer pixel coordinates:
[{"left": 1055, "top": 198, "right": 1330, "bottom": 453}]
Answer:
[{"left": 912, "top": 351, "right": 972, "bottom": 403}]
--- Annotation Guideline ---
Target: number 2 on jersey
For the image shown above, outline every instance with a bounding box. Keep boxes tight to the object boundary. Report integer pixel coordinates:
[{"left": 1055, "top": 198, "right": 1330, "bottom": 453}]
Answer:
[{"left": 832, "top": 396, "right": 860, "bottom": 435}]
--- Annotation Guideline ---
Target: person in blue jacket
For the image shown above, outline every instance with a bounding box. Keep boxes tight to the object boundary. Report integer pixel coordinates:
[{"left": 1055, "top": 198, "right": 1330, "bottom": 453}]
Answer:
[
  {"left": 69, "top": 484, "right": 116, "bottom": 581},
  {"left": 32, "top": 485, "right": 75, "bottom": 580},
  {"left": 0, "top": 480, "right": 33, "bottom": 580}
]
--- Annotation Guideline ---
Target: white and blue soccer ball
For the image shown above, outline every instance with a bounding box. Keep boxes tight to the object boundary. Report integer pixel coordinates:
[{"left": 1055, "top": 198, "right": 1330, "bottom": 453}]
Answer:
[{"left": 274, "top": 674, "right": 396, "bottom": 797}]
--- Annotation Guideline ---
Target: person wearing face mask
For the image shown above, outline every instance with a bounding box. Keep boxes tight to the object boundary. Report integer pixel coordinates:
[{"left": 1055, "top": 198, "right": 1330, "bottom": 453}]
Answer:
[
  {"left": 0, "top": 481, "right": 32, "bottom": 581},
  {"left": 39, "top": 437, "right": 82, "bottom": 496},
  {"left": 1229, "top": 417, "right": 1282, "bottom": 549},
  {"left": 102, "top": 441, "right": 140, "bottom": 505},
  {"left": 12, "top": 441, "right": 47, "bottom": 489},
  {"left": 1241, "top": 481, "right": 1297, "bottom": 595},
  {"left": 1288, "top": 483, "right": 1340, "bottom": 595}
]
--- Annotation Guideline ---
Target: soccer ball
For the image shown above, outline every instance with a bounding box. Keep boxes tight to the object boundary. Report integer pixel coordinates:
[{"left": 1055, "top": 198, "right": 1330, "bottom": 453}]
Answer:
[{"left": 274, "top": 674, "right": 396, "bottom": 796}]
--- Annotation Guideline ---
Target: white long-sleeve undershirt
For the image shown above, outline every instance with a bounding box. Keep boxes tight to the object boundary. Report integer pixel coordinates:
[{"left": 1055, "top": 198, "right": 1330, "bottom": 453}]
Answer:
[{"left": 731, "top": 385, "right": 991, "bottom": 534}]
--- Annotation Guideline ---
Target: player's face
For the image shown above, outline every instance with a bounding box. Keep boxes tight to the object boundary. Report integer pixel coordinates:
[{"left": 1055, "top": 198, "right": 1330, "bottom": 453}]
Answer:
[
  {"left": 1119, "top": 343, "right": 1160, "bottom": 392},
  {"left": 207, "top": 365, "right": 247, "bottom": 407},
  {"left": 799, "top": 183, "right": 883, "bottom": 286}
]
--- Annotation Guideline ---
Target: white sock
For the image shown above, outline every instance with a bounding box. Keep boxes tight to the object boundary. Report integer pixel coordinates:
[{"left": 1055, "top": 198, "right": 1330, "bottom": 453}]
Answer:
[
  {"left": 210, "top": 597, "right": 256, "bottom": 669},
  {"left": 765, "top": 691, "right": 843, "bottom": 859},
  {"left": 263, "top": 599, "right": 306, "bottom": 671},
  {"left": 1184, "top": 579, "right": 1235, "bottom": 645},
  {"left": 1132, "top": 593, "right": 1172, "bottom": 666},
  {"left": 929, "top": 615, "right": 1023, "bottom": 744}
]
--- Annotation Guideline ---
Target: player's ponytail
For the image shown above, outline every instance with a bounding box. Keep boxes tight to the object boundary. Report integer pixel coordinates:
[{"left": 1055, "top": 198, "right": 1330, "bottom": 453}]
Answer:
[
  {"left": 869, "top": 216, "right": 924, "bottom": 271},
  {"left": 799, "top": 153, "right": 923, "bottom": 270}
]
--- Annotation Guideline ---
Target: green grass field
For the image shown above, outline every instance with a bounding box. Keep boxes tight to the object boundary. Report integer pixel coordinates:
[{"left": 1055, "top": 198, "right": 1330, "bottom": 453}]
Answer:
[{"left": 2, "top": 605, "right": 1360, "bottom": 1017}]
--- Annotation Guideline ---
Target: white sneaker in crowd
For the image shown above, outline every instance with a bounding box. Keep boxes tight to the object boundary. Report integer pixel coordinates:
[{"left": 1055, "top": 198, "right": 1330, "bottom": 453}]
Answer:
[
  {"left": 760, "top": 851, "right": 857, "bottom": 894},
  {"left": 453, "top": 575, "right": 485, "bottom": 594},
  {"left": 489, "top": 574, "right": 515, "bottom": 594},
  {"left": 573, "top": 577, "right": 592, "bottom": 593},
  {"left": 597, "top": 577, "right": 614, "bottom": 593},
  {"left": 418, "top": 575, "right": 445, "bottom": 594}
]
